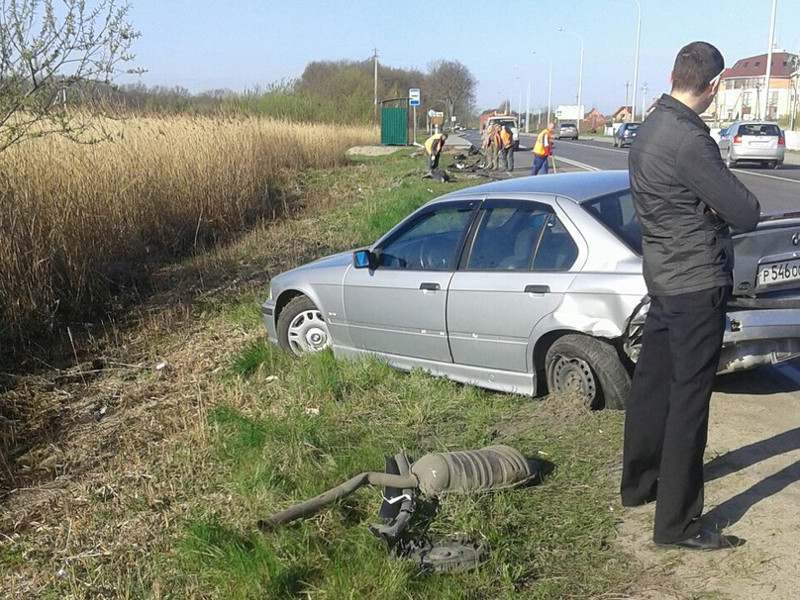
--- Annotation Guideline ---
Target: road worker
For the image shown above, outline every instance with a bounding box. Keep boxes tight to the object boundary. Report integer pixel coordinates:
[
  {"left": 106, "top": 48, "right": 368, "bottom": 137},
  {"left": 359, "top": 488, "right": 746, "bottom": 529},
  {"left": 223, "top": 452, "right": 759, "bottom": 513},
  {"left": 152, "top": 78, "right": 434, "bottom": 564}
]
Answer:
[
  {"left": 531, "top": 122, "right": 554, "bottom": 175},
  {"left": 424, "top": 132, "right": 448, "bottom": 171}
]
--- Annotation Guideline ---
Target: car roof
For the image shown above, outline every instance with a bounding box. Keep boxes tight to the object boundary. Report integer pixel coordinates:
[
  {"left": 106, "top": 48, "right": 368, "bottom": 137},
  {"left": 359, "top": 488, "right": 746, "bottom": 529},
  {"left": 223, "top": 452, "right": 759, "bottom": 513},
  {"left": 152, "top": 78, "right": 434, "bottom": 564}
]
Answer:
[{"left": 434, "top": 170, "right": 631, "bottom": 204}]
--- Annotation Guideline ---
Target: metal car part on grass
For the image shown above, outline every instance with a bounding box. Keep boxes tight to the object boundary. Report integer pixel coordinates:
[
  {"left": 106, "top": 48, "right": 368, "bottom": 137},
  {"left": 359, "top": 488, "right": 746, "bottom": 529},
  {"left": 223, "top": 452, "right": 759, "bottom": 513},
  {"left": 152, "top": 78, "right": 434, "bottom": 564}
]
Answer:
[{"left": 258, "top": 445, "right": 538, "bottom": 530}]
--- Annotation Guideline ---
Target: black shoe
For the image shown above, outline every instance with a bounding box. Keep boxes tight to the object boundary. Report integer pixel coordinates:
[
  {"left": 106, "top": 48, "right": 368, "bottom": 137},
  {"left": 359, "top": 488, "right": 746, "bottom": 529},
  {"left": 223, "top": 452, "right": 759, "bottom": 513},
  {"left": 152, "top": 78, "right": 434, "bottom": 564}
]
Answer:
[{"left": 655, "top": 528, "right": 745, "bottom": 551}]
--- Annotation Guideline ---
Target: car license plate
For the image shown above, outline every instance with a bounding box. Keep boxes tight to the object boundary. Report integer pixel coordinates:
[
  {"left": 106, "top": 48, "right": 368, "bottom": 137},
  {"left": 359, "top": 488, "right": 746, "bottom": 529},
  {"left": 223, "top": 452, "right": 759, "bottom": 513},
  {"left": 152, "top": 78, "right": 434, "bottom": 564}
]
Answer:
[{"left": 758, "top": 259, "right": 800, "bottom": 287}]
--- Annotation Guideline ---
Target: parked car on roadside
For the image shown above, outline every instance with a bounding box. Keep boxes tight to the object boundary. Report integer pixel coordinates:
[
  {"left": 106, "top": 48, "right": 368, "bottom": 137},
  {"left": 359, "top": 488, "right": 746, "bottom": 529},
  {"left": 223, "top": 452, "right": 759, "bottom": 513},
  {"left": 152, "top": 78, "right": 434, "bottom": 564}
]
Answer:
[
  {"left": 612, "top": 122, "right": 641, "bottom": 148},
  {"left": 554, "top": 122, "right": 579, "bottom": 140},
  {"left": 262, "top": 171, "right": 800, "bottom": 410},
  {"left": 717, "top": 120, "right": 785, "bottom": 169}
]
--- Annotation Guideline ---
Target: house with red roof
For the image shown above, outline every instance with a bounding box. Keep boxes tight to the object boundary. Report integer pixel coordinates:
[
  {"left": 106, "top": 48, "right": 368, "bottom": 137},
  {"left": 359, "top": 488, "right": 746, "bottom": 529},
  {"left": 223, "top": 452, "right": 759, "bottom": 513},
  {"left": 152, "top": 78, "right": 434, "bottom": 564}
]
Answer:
[{"left": 716, "top": 51, "right": 799, "bottom": 121}]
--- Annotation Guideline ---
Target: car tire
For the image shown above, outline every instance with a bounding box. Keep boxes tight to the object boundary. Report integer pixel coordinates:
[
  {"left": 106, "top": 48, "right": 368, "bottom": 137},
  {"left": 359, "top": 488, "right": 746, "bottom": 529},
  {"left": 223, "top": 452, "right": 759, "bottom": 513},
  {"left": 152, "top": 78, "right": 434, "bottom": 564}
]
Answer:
[
  {"left": 545, "top": 334, "right": 630, "bottom": 410},
  {"left": 277, "top": 295, "right": 331, "bottom": 356},
  {"left": 724, "top": 150, "right": 735, "bottom": 169},
  {"left": 770, "top": 161, "right": 779, "bottom": 170}
]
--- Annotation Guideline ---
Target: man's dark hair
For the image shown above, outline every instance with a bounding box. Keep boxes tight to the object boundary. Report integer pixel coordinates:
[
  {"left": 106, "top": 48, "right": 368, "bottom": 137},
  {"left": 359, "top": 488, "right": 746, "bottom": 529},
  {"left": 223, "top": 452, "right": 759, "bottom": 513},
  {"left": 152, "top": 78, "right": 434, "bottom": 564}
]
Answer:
[{"left": 671, "top": 41, "right": 724, "bottom": 95}]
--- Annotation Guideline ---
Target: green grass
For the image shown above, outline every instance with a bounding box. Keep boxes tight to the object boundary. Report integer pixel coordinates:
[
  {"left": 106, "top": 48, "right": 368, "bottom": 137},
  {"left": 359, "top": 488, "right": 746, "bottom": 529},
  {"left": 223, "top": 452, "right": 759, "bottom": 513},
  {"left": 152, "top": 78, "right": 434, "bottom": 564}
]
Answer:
[
  {"left": 173, "top": 150, "right": 637, "bottom": 599},
  {"left": 1, "top": 147, "right": 669, "bottom": 600}
]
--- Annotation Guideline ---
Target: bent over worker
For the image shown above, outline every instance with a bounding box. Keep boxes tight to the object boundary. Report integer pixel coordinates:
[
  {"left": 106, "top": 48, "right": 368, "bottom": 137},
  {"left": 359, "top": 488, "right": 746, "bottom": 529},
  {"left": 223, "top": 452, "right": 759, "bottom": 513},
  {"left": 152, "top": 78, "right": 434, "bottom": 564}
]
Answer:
[
  {"left": 531, "top": 123, "right": 554, "bottom": 175},
  {"left": 424, "top": 132, "right": 448, "bottom": 171}
]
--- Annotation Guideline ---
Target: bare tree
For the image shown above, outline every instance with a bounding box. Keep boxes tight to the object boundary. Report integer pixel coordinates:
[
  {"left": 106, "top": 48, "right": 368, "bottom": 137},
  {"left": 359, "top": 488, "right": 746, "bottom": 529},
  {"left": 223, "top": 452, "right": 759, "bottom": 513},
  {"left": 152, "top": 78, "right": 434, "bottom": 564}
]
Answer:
[
  {"left": 425, "top": 60, "right": 476, "bottom": 125},
  {"left": 0, "top": 0, "right": 140, "bottom": 152}
]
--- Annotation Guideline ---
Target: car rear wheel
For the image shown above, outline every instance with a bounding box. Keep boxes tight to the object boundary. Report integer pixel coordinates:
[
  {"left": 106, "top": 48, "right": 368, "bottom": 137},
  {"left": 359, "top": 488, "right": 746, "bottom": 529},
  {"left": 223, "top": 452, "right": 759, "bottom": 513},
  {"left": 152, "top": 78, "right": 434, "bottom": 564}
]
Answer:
[
  {"left": 724, "top": 149, "right": 735, "bottom": 168},
  {"left": 277, "top": 295, "right": 331, "bottom": 356},
  {"left": 545, "top": 334, "right": 630, "bottom": 410}
]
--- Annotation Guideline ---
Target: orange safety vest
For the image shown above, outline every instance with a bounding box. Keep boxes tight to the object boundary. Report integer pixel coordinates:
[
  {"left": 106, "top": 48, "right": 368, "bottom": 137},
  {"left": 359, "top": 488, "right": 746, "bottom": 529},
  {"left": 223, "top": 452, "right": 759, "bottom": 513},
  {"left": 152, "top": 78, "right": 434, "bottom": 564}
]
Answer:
[
  {"left": 533, "top": 128, "right": 551, "bottom": 156},
  {"left": 500, "top": 127, "right": 513, "bottom": 149}
]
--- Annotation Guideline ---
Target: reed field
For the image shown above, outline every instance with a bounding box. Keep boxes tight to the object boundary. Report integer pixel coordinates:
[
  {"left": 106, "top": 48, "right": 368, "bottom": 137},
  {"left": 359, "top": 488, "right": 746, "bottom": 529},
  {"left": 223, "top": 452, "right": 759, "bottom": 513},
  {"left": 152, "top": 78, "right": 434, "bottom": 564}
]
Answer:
[{"left": 0, "top": 115, "right": 377, "bottom": 355}]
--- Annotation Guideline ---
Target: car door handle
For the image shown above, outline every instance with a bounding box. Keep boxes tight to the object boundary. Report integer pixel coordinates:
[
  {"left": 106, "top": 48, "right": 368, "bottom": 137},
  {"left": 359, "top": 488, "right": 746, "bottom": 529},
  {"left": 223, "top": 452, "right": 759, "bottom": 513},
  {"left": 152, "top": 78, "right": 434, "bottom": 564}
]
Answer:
[
  {"left": 524, "top": 284, "right": 550, "bottom": 294},
  {"left": 420, "top": 282, "right": 440, "bottom": 291}
]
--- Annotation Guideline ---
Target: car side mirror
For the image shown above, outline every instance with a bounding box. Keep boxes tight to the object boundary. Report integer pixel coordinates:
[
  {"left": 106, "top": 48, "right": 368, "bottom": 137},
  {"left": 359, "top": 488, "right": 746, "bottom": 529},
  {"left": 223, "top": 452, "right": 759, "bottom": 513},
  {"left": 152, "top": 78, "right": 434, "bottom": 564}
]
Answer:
[{"left": 353, "top": 249, "right": 377, "bottom": 269}]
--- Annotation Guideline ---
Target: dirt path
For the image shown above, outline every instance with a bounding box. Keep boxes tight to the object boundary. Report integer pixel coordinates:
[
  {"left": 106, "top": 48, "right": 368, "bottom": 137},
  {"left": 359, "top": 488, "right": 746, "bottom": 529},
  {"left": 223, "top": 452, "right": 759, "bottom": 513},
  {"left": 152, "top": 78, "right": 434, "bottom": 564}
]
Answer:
[{"left": 616, "top": 364, "right": 800, "bottom": 599}]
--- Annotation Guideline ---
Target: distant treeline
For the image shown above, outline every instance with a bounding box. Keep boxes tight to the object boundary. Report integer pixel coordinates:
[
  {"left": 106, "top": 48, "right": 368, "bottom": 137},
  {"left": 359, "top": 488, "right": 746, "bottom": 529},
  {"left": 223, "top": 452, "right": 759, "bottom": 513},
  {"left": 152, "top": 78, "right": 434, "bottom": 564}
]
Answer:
[{"left": 113, "top": 58, "right": 478, "bottom": 124}]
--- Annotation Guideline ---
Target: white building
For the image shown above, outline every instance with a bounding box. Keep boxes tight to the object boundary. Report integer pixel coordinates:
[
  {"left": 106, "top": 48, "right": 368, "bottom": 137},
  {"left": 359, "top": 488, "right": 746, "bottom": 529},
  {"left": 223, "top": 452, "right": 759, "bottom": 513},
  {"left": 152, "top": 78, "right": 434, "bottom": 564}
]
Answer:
[{"left": 716, "top": 51, "right": 799, "bottom": 122}]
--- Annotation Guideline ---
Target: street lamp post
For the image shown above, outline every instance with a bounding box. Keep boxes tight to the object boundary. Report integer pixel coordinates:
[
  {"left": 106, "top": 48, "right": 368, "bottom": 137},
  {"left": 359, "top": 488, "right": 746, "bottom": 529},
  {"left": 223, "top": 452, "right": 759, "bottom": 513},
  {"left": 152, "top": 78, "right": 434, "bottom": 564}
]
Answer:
[
  {"left": 762, "top": 0, "right": 777, "bottom": 119},
  {"left": 632, "top": 0, "right": 641, "bottom": 121},
  {"left": 558, "top": 27, "right": 584, "bottom": 132},
  {"left": 532, "top": 50, "right": 553, "bottom": 128}
]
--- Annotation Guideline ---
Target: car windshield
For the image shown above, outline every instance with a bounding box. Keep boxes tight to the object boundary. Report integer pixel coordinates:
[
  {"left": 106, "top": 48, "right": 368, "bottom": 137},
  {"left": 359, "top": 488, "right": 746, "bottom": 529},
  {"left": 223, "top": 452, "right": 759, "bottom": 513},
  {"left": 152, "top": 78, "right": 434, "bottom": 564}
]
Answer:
[{"left": 581, "top": 190, "right": 642, "bottom": 255}]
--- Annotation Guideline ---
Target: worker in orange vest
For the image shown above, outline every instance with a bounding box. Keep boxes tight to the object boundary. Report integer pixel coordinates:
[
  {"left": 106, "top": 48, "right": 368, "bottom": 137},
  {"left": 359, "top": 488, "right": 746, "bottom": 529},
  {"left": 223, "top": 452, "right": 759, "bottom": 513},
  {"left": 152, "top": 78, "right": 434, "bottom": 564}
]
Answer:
[
  {"left": 531, "top": 122, "right": 554, "bottom": 175},
  {"left": 499, "top": 124, "right": 515, "bottom": 171}
]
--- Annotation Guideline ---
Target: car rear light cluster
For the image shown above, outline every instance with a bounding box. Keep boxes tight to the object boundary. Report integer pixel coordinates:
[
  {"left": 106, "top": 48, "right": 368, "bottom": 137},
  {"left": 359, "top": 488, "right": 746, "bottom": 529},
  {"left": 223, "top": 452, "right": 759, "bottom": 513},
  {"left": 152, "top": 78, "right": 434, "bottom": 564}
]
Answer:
[
  {"left": 733, "top": 135, "right": 742, "bottom": 144},
  {"left": 779, "top": 135, "right": 786, "bottom": 147}
]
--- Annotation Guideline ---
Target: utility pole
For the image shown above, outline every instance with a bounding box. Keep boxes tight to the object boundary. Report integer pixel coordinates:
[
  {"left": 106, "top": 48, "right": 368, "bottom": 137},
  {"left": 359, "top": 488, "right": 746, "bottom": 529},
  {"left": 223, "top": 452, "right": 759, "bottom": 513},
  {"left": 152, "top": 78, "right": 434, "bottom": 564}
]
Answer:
[
  {"left": 631, "top": 0, "right": 641, "bottom": 124},
  {"left": 762, "top": 0, "right": 777, "bottom": 119},
  {"left": 372, "top": 48, "right": 379, "bottom": 122},
  {"left": 641, "top": 83, "right": 648, "bottom": 120},
  {"left": 624, "top": 81, "right": 630, "bottom": 113}
]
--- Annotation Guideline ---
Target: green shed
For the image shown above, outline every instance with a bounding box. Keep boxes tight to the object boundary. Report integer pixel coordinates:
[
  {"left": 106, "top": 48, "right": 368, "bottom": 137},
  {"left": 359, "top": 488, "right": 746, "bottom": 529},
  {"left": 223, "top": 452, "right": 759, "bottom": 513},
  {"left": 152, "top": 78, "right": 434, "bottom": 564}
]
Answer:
[{"left": 380, "top": 98, "right": 408, "bottom": 145}]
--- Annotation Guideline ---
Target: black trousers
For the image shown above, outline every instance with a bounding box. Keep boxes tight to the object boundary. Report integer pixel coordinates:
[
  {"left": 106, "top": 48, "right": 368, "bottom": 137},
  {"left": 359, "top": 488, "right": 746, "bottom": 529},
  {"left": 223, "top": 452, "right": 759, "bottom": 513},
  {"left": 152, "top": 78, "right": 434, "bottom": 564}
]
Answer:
[{"left": 620, "top": 285, "right": 729, "bottom": 544}]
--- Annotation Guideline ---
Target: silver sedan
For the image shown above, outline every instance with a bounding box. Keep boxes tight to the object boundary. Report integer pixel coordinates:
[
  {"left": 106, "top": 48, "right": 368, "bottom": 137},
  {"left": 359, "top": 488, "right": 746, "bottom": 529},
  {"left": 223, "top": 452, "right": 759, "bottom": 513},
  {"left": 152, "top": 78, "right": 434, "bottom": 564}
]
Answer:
[{"left": 263, "top": 171, "right": 800, "bottom": 409}]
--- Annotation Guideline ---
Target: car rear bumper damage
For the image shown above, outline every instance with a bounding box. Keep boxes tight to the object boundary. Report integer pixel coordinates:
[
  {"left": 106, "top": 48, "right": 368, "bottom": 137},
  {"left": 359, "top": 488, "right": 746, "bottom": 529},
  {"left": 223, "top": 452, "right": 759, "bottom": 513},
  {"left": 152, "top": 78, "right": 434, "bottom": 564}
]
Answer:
[{"left": 720, "top": 307, "right": 800, "bottom": 373}]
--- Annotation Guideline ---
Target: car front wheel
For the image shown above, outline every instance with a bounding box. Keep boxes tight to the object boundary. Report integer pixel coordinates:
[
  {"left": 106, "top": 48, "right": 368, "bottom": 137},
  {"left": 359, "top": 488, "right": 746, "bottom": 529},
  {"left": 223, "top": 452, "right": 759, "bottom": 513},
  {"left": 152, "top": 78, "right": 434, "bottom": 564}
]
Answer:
[
  {"left": 277, "top": 295, "right": 331, "bottom": 356},
  {"left": 545, "top": 334, "right": 630, "bottom": 410}
]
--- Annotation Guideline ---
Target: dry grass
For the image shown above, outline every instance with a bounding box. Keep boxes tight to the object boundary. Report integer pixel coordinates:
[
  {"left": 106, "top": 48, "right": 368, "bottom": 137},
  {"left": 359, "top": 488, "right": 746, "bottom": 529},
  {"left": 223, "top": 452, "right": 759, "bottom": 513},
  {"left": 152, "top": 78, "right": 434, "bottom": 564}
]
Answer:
[
  {"left": 0, "top": 115, "right": 376, "bottom": 354},
  {"left": 0, "top": 153, "right": 397, "bottom": 598}
]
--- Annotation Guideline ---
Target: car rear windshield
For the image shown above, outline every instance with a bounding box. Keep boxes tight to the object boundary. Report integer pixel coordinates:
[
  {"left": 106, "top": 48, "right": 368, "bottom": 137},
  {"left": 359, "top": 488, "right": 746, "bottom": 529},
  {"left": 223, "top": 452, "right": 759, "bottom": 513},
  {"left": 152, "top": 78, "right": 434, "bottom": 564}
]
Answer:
[
  {"left": 626, "top": 124, "right": 639, "bottom": 131},
  {"left": 560, "top": 124, "right": 576, "bottom": 129},
  {"left": 739, "top": 124, "right": 780, "bottom": 136}
]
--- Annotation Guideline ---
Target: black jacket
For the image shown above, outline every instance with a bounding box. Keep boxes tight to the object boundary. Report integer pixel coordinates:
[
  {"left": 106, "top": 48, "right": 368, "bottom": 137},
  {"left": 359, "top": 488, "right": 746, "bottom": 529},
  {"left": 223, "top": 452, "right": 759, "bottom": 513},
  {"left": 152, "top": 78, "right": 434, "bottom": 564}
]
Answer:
[{"left": 629, "top": 94, "right": 761, "bottom": 295}]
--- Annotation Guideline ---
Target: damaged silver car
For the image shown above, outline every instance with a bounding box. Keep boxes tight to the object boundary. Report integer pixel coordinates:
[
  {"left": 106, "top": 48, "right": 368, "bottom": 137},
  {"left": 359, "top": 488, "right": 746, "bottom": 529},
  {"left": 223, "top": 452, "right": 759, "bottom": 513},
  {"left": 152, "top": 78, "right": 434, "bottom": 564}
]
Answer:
[{"left": 262, "top": 170, "right": 800, "bottom": 409}]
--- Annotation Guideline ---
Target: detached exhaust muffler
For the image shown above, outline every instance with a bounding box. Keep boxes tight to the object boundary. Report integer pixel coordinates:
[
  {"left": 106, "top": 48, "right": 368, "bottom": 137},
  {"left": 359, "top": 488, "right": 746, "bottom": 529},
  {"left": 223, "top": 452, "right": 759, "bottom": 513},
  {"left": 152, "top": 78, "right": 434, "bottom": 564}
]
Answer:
[{"left": 258, "top": 445, "right": 537, "bottom": 530}]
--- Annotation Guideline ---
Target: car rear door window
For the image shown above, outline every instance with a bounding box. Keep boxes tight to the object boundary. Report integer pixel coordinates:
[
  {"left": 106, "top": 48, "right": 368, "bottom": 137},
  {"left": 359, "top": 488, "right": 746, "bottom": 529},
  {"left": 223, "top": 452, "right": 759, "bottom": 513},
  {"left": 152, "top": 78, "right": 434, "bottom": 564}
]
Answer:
[
  {"left": 465, "top": 202, "right": 577, "bottom": 271},
  {"left": 582, "top": 190, "right": 642, "bottom": 254}
]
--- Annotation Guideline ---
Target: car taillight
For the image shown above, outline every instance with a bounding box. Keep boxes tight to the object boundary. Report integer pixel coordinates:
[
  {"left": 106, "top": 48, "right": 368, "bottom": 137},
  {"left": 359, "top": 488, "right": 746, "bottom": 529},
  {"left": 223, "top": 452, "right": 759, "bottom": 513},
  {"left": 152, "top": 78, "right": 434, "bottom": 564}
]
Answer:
[
  {"left": 779, "top": 135, "right": 785, "bottom": 146},
  {"left": 733, "top": 135, "right": 742, "bottom": 144}
]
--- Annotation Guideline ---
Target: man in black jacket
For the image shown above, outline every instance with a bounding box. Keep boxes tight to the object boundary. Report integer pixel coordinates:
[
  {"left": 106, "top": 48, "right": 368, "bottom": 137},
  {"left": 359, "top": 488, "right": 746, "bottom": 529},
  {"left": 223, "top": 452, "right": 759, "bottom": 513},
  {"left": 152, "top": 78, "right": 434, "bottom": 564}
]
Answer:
[{"left": 620, "top": 41, "right": 761, "bottom": 551}]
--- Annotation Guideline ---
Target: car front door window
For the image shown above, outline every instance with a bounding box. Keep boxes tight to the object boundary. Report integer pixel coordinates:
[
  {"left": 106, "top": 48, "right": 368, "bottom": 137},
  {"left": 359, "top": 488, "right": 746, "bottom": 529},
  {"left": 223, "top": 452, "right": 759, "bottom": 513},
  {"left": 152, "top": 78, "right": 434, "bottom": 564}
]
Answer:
[{"left": 377, "top": 207, "right": 474, "bottom": 270}]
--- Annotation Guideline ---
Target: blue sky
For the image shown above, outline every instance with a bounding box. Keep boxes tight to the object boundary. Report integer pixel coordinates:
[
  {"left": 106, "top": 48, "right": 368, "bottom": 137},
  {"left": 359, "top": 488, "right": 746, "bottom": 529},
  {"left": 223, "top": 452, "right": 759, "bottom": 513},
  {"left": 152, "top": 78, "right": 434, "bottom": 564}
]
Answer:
[{"left": 120, "top": 0, "right": 800, "bottom": 115}]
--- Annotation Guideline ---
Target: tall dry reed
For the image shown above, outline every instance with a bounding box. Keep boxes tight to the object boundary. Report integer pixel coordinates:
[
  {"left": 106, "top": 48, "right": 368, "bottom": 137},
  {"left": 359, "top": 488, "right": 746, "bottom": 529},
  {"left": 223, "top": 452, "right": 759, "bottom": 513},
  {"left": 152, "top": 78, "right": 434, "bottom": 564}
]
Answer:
[{"left": 0, "top": 115, "right": 376, "bottom": 350}]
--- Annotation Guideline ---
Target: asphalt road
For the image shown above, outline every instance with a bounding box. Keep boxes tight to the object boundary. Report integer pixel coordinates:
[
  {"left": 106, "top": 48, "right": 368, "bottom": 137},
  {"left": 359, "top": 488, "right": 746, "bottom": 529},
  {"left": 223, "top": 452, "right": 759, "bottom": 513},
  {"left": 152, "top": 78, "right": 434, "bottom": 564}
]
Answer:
[{"left": 457, "top": 129, "right": 800, "bottom": 214}]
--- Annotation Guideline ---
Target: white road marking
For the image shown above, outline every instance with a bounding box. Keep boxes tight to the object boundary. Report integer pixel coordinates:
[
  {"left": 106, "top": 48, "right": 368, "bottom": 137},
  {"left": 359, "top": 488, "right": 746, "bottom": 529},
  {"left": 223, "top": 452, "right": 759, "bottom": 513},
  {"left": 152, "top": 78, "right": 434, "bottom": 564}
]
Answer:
[
  {"left": 553, "top": 156, "right": 601, "bottom": 171},
  {"left": 730, "top": 168, "right": 800, "bottom": 184}
]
